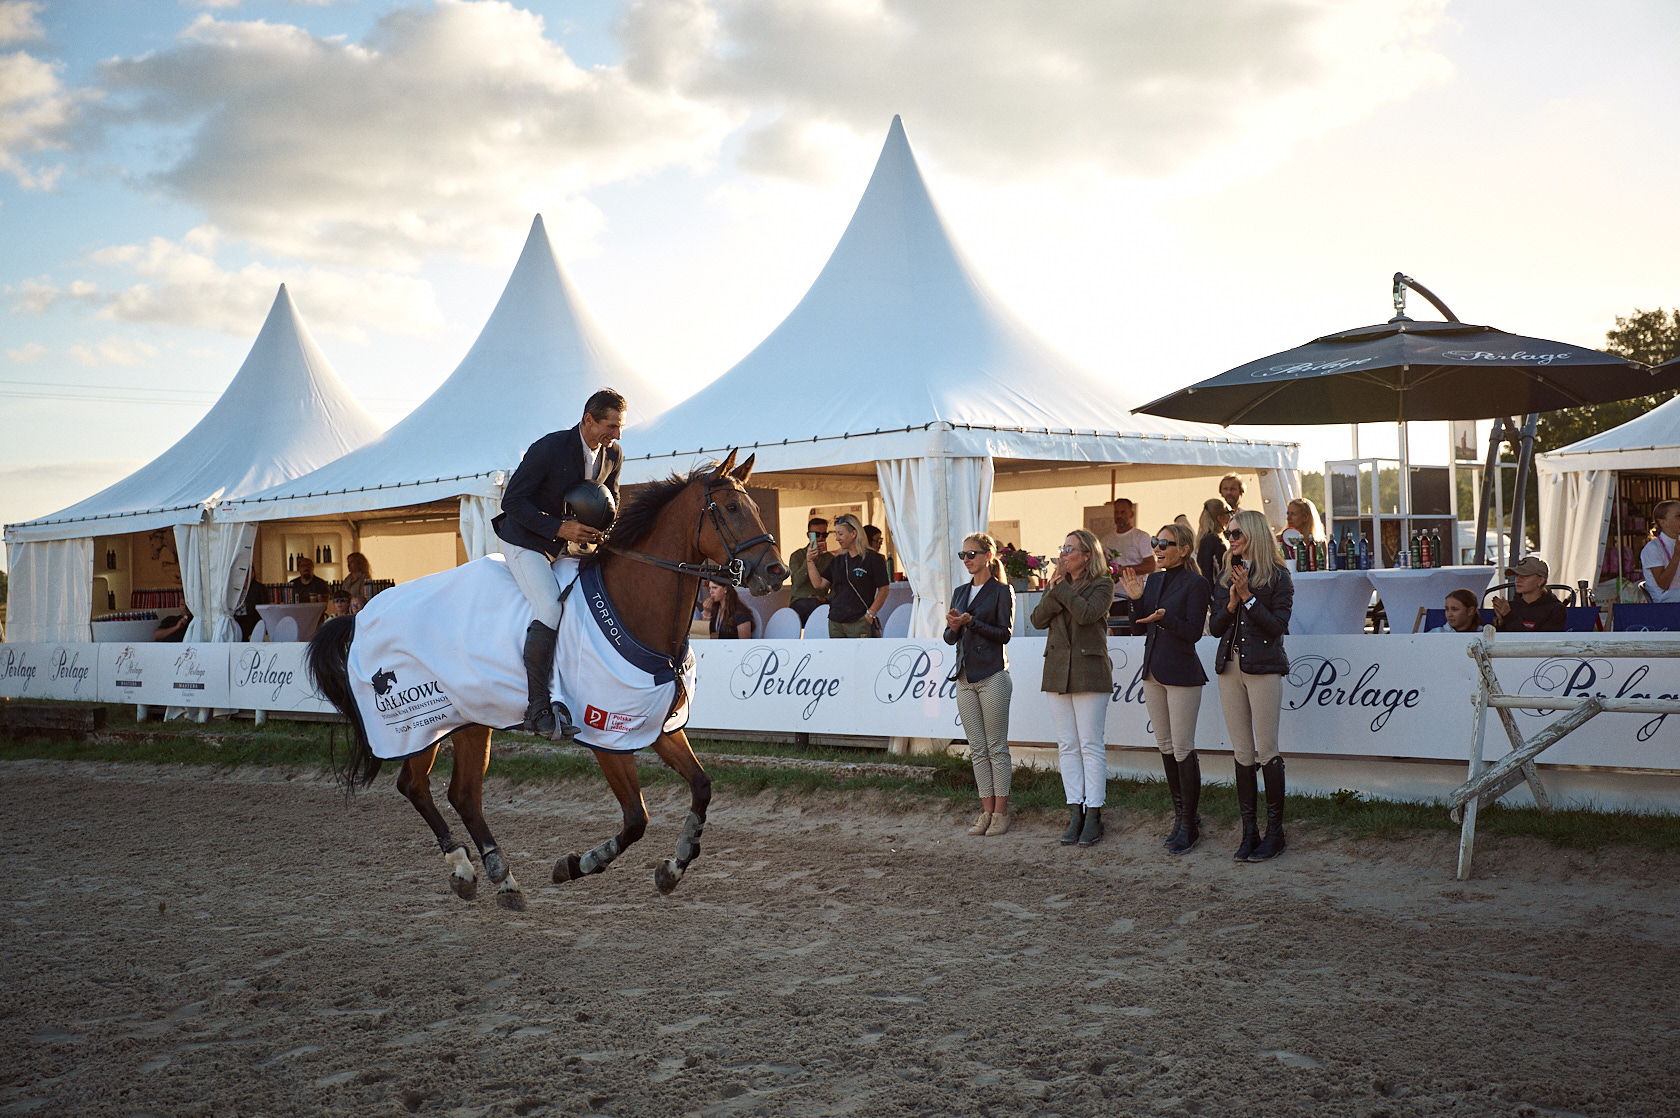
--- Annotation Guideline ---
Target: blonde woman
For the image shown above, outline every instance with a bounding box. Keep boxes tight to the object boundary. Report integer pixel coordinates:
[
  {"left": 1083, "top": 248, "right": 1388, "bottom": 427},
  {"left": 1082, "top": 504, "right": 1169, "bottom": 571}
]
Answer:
[
  {"left": 944, "top": 533, "right": 1015, "bottom": 836},
  {"left": 1209, "top": 508, "right": 1295, "bottom": 861},
  {"left": 1119, "top": 521, "right": 1211, "bottom": 855},
  {"left": 1031, "top": 528, "right": 1116, "bottom": 847},
  {"left": 806, "top": 513, "right": 890, "bottom": 638},
  {"left": 1196, "top": 499, "right": 1232, "bottom": 582},
  {"left": 341, "top": 551, "right": 374, "bottom": 605},
  {"left": 1280, "top": 497, "right": 1324, "bottom": 554}
]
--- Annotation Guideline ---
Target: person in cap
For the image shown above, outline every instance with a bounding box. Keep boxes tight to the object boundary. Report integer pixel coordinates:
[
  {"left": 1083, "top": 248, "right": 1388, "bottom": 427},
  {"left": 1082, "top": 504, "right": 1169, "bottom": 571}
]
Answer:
[
  {"left": 493, "top": 388, "right": 627, "bottom": 739},
  {"left": 1490, "top": 556, "right": 1566, "bottom": 633},
  {"left": 1641, "top": 499, "right": 1680, "bottom": 604}
]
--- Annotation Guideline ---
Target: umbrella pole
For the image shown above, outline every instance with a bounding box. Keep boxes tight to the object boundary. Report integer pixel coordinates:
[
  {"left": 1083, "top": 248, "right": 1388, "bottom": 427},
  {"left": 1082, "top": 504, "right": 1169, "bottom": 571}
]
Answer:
[
  {"left": 1473, "top": 419, "right": 1511, "bottom": 566},
  {"left": 1507, "top": 413, "right": 1540, "bottom": 561}
]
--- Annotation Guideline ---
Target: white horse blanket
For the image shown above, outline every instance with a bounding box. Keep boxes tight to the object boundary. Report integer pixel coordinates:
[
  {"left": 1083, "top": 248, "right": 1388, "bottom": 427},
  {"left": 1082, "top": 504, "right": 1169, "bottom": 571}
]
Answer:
[{"left": 345, "top": 555, "right": 694, "bottom": 760}]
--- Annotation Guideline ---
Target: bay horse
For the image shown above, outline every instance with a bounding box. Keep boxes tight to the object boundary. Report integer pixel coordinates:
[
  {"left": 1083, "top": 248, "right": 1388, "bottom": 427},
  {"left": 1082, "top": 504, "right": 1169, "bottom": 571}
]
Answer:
[{"left": 306, "top": 451, "right": 785, "bottom": 910}]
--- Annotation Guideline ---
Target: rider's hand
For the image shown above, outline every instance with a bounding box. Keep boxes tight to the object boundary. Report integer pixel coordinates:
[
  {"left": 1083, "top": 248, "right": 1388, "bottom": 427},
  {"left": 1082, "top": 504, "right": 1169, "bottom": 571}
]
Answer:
[{"left": 556, "top": 520, "right": 603, "bottom": 545}]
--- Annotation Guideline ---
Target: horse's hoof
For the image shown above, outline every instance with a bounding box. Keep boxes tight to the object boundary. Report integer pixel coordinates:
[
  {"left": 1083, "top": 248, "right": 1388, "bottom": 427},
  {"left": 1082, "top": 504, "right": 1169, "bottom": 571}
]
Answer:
[
  {"left": 450, "top": 875, "right": 477, "bottom": 901},
  {"left": 496, "top": 890, "right": 527, "bottom": 912},
  {"left": 553, "top": 854, "right": 582, "bottom": 884},
  {"left": 483, "top": 849, "right": 509, "bottom": 885},
  {"left": 654, "top": 859, "right": 682, "bottom": 895}
]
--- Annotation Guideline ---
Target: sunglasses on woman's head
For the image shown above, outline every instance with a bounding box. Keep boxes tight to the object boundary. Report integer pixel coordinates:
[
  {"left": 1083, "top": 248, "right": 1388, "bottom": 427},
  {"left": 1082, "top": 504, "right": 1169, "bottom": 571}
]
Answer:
[{"left": 957, "top": 549, "right": 986, "bottom": 560}]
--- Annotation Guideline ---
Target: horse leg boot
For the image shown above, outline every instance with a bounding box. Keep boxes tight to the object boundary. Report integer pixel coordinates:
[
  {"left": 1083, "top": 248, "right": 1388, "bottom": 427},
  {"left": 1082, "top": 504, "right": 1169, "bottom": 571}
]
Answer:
[
  {"left": 1233, "top": 762, "right": 1260, "bottom": 861},
  {"left": 1168, "top": 751, "right": 1202, "bottom": 854},
  {"left": 651, "top": 731, "right": 712, "bottom": 895},
  {"left": 1159, "top": 753, "right": 1184, "bottom": 849},
  {"left": 396, "top": 746, "right": 477, "bottom": 900},
  {"left": 1248, "top": 757, "right": 1287, "bottom": 861},
  {"left": 555, "top": 751, "right": 647, "bottom": 884},
  {"left": 521, "top": 621, "right": 559, "bottom": 738},
  {"left": 446, "top": 727, "right": 524, "bottom": 910}
]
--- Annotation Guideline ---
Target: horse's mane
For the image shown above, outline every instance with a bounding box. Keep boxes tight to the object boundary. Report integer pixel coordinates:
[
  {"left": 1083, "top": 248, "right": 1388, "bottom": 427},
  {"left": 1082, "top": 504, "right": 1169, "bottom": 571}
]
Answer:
[{"left": 599, "top": 463, "right": 720, "bottom": 553}]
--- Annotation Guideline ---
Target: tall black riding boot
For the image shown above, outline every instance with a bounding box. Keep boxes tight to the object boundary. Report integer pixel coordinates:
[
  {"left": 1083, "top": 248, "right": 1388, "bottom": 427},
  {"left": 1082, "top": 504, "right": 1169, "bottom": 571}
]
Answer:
[
  {"left": 1233, "top": 761, "right": 1260, "bottom": 861},
  {"left": 1077, "top": 806, "right": 1104, "bottom": 847},
  {"left": 1060, "top": 804, "right": 1085, "bottom": 846},
  {"left": 1248, "top": 757, "right": 1287, "bottom": 861},
  {"left": 1168, "top": 751, "right": 1202, "bottom": 854},
  {"left": 1160, "top": 753, "right": 1184, "bottom": 849},
  {"left": 522, "top": 621, "right": 558, "bottom": 737}
]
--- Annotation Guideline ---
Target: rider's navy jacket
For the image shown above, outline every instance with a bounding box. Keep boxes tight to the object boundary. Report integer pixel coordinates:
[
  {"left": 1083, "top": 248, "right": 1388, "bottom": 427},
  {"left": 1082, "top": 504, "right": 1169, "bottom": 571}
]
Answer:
[{"left": 494, "top": 424, "right": 623, "bottom": 557}]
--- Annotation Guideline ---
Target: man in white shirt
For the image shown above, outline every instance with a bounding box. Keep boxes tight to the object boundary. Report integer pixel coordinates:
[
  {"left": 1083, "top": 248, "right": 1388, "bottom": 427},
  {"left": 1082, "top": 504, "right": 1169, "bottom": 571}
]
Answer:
[
  {"left": 1100, "top": 498, "right": 1154, "bottom": 615},
  {"left": 1642, "top": 499, "right": 1680, "bottom": 604}
]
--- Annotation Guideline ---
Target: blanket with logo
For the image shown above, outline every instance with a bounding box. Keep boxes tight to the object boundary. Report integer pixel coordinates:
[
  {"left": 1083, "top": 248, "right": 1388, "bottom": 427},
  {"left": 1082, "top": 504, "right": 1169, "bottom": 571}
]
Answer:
[{"left": 345, "top": 555, "right": 694, "bottom": 760}]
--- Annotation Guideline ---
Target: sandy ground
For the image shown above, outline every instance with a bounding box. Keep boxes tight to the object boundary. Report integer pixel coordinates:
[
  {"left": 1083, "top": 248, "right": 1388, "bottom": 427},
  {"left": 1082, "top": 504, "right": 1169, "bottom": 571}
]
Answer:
[{"left": 4, "top": 759, "right": 1679, "bottom": 1118}]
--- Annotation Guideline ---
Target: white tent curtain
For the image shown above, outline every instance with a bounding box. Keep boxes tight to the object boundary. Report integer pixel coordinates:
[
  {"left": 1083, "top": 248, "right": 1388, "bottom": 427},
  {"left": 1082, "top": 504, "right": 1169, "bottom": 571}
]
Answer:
[
  {"left": 876, "top": 453, "right": 995, "bottom": 640},
  {"left": 1537, "top": 461, "right": 1614, "bottom": 593},
  {"left": 1256, "top": 468, "right": 1300, "bottom": 531},
  {"left": 3, "top": 537, "right": 94, "bottom": 643},
  {"left": 459, "top": 495, "right": 504, "bottom": 560},
  {"left": 175, "top": 521, "right": 258, "bottom": 643}
]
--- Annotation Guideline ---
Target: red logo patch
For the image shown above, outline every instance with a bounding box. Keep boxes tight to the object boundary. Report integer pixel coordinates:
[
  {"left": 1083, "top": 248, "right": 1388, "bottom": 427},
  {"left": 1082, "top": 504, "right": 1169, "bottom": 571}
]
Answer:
[{"left": 584, "top": 705, "right": 635, "bottom": 733}]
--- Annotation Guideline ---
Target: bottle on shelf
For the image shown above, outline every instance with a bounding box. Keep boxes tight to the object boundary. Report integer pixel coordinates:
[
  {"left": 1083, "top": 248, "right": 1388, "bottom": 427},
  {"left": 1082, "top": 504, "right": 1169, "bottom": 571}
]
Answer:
[
  {"left": 1358, "top": 534, "right": 1372, "bottom": 569},
  {"left": 1430, "top": 528, "right": 1444, "bottom": 567},
  {"left": 1324, "top": 536, "right": 1338, "bottom": 572},
  {"left": 1409, "top": 530, "right": 1423, "bottom": 570},
  {"left": 1419, "top": 531, "right": 1433, "bottom": 569}
]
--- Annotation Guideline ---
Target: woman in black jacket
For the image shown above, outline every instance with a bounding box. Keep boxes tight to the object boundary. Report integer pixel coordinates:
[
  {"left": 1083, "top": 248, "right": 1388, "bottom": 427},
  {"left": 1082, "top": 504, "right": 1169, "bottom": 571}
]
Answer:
[
  {"left": 1208, "top": 508, "right": 1295, "bottom": 862},
  {"left": 1196, "top": 499, "right": 1231, "bottom": 584},
  {"left": 945, "top": 533, "right": 1016, "bottom": 836},
  {"left": 1120, "top": 521, "right": 1212, "bottom": 854}
]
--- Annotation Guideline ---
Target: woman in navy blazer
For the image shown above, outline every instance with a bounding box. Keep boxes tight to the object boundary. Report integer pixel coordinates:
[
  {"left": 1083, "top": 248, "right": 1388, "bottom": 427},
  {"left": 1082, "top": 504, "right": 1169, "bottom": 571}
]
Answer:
[
  {"left": 944, "top": 533, "right": 1016, "bottom": 837},
  {"left": 1121, "top": 521, "right": 1212, "bottom": 854}
]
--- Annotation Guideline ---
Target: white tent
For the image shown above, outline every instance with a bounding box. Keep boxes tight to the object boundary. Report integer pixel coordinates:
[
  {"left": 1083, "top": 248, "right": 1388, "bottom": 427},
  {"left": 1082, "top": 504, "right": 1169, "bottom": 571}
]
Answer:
[
  {"left": 1537, "top": 393, "right": 1680, "bottom": 592},
  {"left": 219, "top": 215, "right": 669, "bottom": 559},
  {"left": 4, "top": 285, "right": 382, "bottom": 642},
  {"left": 626, "top": 117, "right": 1297, "bottom": 638}
]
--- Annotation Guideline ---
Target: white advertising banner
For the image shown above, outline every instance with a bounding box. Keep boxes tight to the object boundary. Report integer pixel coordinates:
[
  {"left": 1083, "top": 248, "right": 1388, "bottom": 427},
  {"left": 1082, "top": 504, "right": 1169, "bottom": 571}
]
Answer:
[
  {"left": 228, "top": 643, "right": 337, "bottom": 714},
  {"left": 95, "top": 643, "right": 231, "bottom": 707},
  {"left": 0, "top": 643, "right": 100, "bottom": 701}
]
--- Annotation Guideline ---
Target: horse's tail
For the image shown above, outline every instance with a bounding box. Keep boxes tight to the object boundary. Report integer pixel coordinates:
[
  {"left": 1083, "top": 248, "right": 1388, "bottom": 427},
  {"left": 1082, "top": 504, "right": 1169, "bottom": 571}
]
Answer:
[{"left": 306, "top": 615, "right": 381, "bottom": 790}]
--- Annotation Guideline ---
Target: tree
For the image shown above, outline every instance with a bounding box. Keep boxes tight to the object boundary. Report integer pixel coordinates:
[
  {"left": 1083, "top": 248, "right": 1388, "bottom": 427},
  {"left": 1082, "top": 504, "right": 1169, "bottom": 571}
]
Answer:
[{"left": 1535, "top": 308, "right": 1680, "bottom": 454}]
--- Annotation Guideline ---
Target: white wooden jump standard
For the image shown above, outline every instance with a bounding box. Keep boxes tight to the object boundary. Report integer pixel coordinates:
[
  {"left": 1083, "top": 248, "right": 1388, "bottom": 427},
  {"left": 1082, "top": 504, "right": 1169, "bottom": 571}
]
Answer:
[{"left": 1450, "top": 628, "right": 1680, "bottom": 880}]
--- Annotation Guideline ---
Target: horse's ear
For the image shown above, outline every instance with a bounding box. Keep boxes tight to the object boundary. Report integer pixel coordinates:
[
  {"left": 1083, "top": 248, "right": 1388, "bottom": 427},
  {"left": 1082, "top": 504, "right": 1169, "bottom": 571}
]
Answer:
[
  {"left": 714, "top": 449, "right": 738, "bottom": 479},
  {"left": 731, "top": 453, "right": 755, "bottom": 485}
]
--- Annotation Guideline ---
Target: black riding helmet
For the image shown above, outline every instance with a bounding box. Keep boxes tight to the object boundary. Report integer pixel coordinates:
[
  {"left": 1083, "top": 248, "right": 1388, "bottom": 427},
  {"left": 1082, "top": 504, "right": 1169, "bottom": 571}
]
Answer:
[{"left": 562, "top": 481, "right": 616, "bottom": 531}]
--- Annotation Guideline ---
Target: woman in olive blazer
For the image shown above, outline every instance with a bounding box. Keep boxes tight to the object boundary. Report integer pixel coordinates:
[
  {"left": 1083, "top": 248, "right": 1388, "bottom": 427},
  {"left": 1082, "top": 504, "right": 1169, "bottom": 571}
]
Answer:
[{"left": 1031, "top": 528, "right": 1116, "bottom": 848}]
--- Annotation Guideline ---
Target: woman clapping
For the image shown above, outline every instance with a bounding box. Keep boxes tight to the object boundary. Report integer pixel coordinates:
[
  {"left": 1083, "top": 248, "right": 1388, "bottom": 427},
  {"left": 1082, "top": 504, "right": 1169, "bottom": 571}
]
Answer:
[{"left": 944, "top": 533, "right": 1015, "bottom": 836}]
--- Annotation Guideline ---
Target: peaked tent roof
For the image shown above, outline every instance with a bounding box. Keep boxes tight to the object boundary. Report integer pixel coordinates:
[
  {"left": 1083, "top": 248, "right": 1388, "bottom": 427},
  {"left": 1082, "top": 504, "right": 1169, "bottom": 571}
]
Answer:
[
  {"left": 1536, "top": 391, "right": 1680, "bottom": 473},
  {"left": 5, "top": 285, "right": 383, "bottom": 543},
  {"left": 625, "top": 117, "right": 1294, "bottom": 480},
  {"left": 221, "top": 215, "right": 670, "bottom": 521}
]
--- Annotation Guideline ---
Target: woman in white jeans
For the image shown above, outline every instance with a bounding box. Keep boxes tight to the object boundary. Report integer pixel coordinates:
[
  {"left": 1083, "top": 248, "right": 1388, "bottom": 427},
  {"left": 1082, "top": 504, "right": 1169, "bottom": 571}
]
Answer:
[{"left": 1030, "top": 529, "right": 1116, "bottom": 847}]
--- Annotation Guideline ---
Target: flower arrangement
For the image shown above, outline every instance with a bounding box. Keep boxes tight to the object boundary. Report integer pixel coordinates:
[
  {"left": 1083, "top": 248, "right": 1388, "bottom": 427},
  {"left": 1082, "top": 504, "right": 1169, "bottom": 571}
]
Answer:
[
  {"left": 999, "top": 544, "right": 1043, "bottom": 582},
  {"left": 1104, "top": 548, "right": 1127, "bottom": 580}
]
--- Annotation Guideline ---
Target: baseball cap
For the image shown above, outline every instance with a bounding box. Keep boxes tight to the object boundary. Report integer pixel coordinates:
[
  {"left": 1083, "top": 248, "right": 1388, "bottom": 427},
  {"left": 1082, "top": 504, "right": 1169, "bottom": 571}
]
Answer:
[{"left": 1505, "top": 556, "right": 1549, "bottom": 579}]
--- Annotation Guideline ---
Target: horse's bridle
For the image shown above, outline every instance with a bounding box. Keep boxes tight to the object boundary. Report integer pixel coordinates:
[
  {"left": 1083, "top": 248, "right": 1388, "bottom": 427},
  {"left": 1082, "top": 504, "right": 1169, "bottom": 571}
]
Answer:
[{"left": 608, "top": 479, "right": 777, "bottom": 590}]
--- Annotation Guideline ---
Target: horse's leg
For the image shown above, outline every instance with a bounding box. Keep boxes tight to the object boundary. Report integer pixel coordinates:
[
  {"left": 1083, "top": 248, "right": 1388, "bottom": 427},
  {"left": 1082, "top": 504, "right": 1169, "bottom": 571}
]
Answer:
[
  {"left": 649, "top": 729, "right": 711, "bottom": 895},
  {"left": 552, "top": 751, "right": 647, "bottom": 885},
  {"left": 394, "top": 744, "right": 477, "bottom": 901},
  {"left": 446, "top": 726, "right": 525, "bottom": 911}
]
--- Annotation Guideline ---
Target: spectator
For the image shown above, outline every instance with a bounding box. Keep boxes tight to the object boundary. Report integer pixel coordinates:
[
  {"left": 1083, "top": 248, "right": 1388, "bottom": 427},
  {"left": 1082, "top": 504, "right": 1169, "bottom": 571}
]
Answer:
[
  {"left": 289, "top": 556, "right": 331, "bottom": 601},
  {"left": 328, "top": 594, "right": 352, "bottom": 618},
  {"left": 1279, "top": 497, "right": 1324, "bottom": 553},
  {"left": 1491, "top": 556, "right": 1567, "bottom": 632},
  {"left": 348, "top": 598, "right": 364, "bottom": 615},
  {"left": 1209, "top": 509, "right": 1294, "bottom": 862},
  {"left": 1031, "top": 528, "right": 1116, "bottom": 848},
  {"left": 788, "top": 517, "right": 834, "bottom": 624},
  {"left": 1121, "top": 521, "right": 1212, "bottom": 855},
  {"left": 1642, "top": 499, "right": 1680, "bottom": 603},
  {"left": 864, "top": 524, "right": 897, "bottom": 579},
  {"left": 1429, "top": 588, "right": 1482, "bottom": 633},
  {"left": 703, "top": 582, "right": 755, "bottom": 639},
  {"left": 1100, "top": 497, "right": 1154, "bottom": 622},
  {"left": 808, "top": 514, "right": 890, "bottom": 638},
  {"left": 341, "top": 552, "right": 374, "bottom": 605},
  {"left": 945, "top": 533, "right": 1015, "bottom": 837},
  {"left": 153, "top": 606, "right": 192, "bottom": 643},
  {"left": 1196, "top": 498, "right": 1232, "bottom": 585},
  {"left": 1219, "top": 473, "right": 1245, "bottom": 512}
]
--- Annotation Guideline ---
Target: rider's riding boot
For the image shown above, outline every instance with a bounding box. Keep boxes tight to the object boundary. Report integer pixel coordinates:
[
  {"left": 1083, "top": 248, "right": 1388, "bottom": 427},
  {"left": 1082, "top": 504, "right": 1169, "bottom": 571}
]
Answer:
[
  {"left": 1249, "top": 757, "right": 1287, "bottom": 861},
  {"left": 1234, "top": 761, "right": 1260, "bottom": 861},
  {"left": 1168, "top": 751, "right": 1202, "bottom": 854},
  {"left": 1060, "top": 804, "right": 1085, "bottom": 846},
  {"left": 522, "top": 621, "right": 559, "bottom": 737},
  {"left": 1161, "top": 752, "right": 1184, "bottom": 849}
]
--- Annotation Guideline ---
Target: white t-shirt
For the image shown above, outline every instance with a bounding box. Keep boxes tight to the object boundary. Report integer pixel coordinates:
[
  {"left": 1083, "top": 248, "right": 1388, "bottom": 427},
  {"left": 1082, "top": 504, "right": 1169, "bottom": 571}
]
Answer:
[
  {"left": 1641, "top": 534, "right": 1680, "bottom": 603},
  {"left": 1100, "top": 527, "right": 1152, "bottom": 598}
]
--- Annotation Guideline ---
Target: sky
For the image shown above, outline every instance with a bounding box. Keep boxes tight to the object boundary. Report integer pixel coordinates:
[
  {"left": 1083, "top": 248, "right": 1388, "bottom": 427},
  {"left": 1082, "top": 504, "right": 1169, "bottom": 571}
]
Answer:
[{"left": 4, "top": 0, "right": 1680, "bottom": 569}]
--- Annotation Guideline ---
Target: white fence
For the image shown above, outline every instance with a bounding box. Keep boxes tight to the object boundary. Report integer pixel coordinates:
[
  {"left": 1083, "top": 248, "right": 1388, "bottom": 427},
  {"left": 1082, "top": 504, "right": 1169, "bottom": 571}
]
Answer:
[{"left": 3, "top": 634, "right": 1675, "bottom": 773}]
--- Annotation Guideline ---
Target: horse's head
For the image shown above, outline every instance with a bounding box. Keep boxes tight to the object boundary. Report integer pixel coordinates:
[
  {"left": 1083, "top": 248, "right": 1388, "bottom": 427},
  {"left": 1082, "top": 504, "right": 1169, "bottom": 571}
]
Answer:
[{"left": 697, "top": 450, "right": 787, "bottom": 595}]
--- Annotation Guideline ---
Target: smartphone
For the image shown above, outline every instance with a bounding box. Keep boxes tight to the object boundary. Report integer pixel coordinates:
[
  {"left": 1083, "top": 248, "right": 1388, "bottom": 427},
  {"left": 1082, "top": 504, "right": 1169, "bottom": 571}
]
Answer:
[{"left": 808, "top": 531, "right": 819, "bottom": 545}]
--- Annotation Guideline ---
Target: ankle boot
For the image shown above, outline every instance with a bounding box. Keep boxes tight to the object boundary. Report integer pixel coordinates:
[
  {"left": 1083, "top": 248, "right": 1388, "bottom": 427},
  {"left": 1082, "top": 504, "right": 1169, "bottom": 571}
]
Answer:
[
  {"left": 1077, "top": 806, "right": 1104, "bottom": 847},
  {"left": 1168, "top": 752, "right": 1202, "bottom": 854},
  {"left": 521, "top": 621, "right": 558, "bottom": 736},
  {"left": 1160, "top": 753, "right": 1184, "bottom": 849},
  {"left": 1233, "top": 761, "right": 1260, "bottom": 861},
  {"left": 1248, "top": 757, "right": 1287, "bottom": 861},
  {"left": 1059, "top": 804, "right": 1085, "bottom": 846}
]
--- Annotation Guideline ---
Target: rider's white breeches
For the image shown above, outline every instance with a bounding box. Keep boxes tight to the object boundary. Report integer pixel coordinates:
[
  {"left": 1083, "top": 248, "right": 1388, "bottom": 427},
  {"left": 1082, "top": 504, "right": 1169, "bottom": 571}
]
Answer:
[{"left": 504, "top": 542, "right": 565, "bottom": 629}]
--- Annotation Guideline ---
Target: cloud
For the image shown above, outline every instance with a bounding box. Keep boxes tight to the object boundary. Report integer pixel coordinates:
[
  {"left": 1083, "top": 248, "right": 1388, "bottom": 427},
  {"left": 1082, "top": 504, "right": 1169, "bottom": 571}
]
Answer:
[
  {"left": 0, "top": 39, "right": 76, "bottom": 188},
  {"left": 97, "top": 1, "right": 733, "bottom": 268},
  {"left": 67, "top": 336, "right": 160, "bottom": 368},
  {"left": 621, "top": 0, "right": 1452, "bottom": 183},
  {"left": 0, "top": 1, "right": 42, "bottom": 44},
  {"left": 6, "top": 340, "right": 45, "bottom": 362}
]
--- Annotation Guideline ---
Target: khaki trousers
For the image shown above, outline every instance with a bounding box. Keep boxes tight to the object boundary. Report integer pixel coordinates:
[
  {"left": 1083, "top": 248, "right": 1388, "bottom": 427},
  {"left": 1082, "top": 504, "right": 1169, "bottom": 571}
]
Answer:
[
  {"left": 956, "top": 670, "right": 1013, "bottom": 798},
  {"left": 1142, "top": 675, "right": 1203, "bottom": 761},
  {"left": 1216, "top": 646, "right": 1283, "bottom": 766}
]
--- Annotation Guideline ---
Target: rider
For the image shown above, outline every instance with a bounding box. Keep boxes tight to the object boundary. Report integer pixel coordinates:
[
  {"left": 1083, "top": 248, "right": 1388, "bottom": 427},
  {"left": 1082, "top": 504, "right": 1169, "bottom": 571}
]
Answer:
[{"left": 493, "top": 388, "right": 627, "bottom": 740}]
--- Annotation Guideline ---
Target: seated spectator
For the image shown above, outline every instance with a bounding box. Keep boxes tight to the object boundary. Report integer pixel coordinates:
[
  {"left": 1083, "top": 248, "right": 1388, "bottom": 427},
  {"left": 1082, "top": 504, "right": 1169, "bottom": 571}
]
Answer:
[
  {"left": 341, "top": 552, "right": 375, "bottom": 605},
  {"left": 328, "top": 594, "right": 352, "bottom": 618},
  {"left": 153, "top": 607, "right": 192, "bottom": 643},
  {"left": 1491, "top": 556, "right": 1567, "bottom": 632},
  {"left": 1279, "top": 497, "right": 1324, "bottom": 554},
  {"left": 289, "top": 556, "right": 331, "bottom": 601},
  {"left": 1429, "top": 588, "right": 1482, "bottom": 633},
  {"left": 788, "top": 517, "right": 833, "bottom": 623},
  {"left": 703, "top": 582, "right": 755, "bottom": 639},
  {"left": 864, "top": 524, "right": 897, "bottom": 578},
  {"left": 348, "top": 598, "right": 364, "bottom": 615},
  {"left": 1196, "top": 498, "right": 1232, "bottom": 582},
  {"left": 1642, "top": 499, "right": 1680, "bottom": 603}
]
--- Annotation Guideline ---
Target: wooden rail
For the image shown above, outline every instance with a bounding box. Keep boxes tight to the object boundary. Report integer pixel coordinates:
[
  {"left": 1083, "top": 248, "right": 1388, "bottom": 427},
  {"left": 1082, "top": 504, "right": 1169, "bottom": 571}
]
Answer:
[{"left": 1451, "top": 628, "right": 1680, "bottom": 880}]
